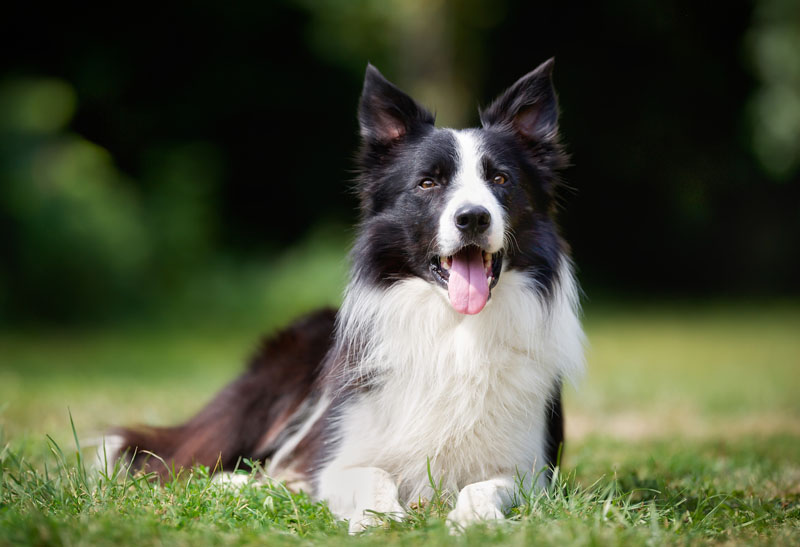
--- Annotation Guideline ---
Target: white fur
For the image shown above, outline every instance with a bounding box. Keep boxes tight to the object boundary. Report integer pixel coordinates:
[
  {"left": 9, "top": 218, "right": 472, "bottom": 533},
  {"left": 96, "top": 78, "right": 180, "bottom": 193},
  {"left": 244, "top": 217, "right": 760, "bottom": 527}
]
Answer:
[
  {"left": 437, "top": 130, "right": 506, "bottom": 255},
  {"left": 91, "top": 434, "right": 126, "bottom": 475},
  {"left": 212, "top": 471, "right": 255, "bottom": 489},
  {"left": 317, "top": 259, "right": 584, "bottom": 529},
  {"left": 446, "top": 477, "right": 515, "bottom": 531},
  {"left": 323, "top": 467, "right": 406, "bottom": 534},
  {"left": 267, "top": 394, "right": 330, "bottom": 475}
]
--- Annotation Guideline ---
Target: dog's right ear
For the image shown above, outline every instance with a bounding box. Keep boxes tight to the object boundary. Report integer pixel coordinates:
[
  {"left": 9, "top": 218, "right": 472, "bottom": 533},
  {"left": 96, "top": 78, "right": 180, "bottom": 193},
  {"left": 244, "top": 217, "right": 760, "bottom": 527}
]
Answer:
[{"left": 358, "top": 64, "right": 435, "bottom": 145}]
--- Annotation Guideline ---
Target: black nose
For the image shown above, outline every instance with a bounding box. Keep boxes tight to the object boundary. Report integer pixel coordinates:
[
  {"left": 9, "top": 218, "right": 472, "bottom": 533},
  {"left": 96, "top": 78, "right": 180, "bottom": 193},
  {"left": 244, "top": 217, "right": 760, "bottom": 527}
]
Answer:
[{"left": 454, "top": 205, "right": 491, "bottom": 235}]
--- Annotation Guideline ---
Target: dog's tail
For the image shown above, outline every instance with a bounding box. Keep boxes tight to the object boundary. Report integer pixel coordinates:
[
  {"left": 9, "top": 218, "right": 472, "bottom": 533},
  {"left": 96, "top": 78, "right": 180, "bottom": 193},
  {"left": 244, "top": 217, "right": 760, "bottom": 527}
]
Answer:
[{"left": 111, "top": 308, "right": 337, "bottom": 480}]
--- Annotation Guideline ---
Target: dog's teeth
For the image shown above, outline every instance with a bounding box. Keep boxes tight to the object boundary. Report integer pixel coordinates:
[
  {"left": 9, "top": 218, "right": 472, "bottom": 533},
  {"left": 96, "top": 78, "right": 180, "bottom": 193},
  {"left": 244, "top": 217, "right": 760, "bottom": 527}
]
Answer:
[{"left": 442, "top": 257, "right": 450, "bottom": 270}]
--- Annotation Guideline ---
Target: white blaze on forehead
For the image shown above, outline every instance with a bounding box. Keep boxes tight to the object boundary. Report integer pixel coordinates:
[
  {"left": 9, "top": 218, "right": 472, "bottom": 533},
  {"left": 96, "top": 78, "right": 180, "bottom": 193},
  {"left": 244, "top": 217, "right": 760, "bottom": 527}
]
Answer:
[{"left": 438, "top": 130, "right": 506, "bottom": 255}]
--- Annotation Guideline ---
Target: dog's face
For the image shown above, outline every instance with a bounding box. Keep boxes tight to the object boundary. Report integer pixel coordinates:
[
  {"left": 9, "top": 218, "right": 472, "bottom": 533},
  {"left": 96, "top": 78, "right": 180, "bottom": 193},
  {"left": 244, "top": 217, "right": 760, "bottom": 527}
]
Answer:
[{"left": 353, "top": 60, "right": 568, "bottom": 314}]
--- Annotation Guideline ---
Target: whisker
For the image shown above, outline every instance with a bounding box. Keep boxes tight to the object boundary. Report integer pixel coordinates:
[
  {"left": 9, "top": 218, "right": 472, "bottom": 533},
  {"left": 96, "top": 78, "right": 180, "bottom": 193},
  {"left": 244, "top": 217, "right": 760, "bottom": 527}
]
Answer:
[{"left": 504, "top": 228, "right": 522, "bottom": 255}]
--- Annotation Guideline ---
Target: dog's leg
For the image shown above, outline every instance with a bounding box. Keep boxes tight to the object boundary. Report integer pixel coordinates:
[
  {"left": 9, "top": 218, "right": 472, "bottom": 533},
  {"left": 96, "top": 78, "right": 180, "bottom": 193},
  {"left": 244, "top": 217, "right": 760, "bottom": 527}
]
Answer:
[
  {"left": 446, "top": 476, "right": 516, "bottom": 531},
  {"left": 319, "top": 466, "right": 406, "bottom": 534}
]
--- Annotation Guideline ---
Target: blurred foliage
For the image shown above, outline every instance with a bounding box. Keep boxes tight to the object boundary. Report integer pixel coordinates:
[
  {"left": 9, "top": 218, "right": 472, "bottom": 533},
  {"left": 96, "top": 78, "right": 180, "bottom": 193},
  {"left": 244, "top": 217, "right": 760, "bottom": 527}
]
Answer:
[
  {"left": 0, "top": 78, "right": 75, "bottom": 134},
  {"left": 0, "top": 79, "right": 348, "bottom": 323},
  {"left": 152, "top": 223, "right": 349, "bottom": 330},
  {"left": 0, "top": 79, "right": 149, "bottom": 320},
  {"left": 747, "top": 0, "right": 800, "bottom": 180},
  {"left": 141, "top": 142, "right": 221, "bottom": 282},
  {"left": 296, "top": 0, "right": 503, "bottom": 126},
  {"left": 0, "top": 0, "right": 798, "bottom": 325}
]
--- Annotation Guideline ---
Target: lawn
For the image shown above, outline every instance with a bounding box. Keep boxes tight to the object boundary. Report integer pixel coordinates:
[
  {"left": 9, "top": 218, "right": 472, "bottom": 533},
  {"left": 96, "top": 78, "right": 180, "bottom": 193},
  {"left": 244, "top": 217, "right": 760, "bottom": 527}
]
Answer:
[{"left": 1, "top": 300, "right": 799, "bottom": 545}]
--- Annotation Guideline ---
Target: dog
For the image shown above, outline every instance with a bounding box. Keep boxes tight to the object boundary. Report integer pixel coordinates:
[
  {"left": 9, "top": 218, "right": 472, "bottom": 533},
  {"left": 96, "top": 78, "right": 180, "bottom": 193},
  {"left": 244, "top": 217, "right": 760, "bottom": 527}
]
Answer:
[{"left": 110, "top": 59, "right": 584, "bottom": 532}]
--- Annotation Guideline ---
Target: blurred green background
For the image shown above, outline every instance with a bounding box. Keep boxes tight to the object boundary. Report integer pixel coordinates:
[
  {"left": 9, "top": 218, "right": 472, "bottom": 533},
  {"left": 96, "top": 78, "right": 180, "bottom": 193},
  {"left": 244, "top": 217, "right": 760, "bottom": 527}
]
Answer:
[
  {"left": 1, "top": 0, "right": 798, "bottom": 327},
  {"left": 1, "top": 0, "right": 799, "bottom": 444},
  {"left": 2, "top": 5, "right": 799, "bottom": 542}
]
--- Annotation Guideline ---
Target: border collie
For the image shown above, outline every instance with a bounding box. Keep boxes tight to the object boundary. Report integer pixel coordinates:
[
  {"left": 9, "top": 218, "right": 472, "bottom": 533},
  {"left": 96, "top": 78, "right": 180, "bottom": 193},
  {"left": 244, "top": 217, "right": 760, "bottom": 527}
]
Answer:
[{"left": 111, "top": 59, "right": 584, "bottom": 532}]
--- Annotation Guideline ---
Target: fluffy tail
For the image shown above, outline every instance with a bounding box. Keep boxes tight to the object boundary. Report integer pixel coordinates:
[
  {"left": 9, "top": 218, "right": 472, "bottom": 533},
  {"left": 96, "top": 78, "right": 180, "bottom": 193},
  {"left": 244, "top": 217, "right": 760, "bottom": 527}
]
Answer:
[{"left": 113, "top": 309, "right": 336, "bottom": 480}]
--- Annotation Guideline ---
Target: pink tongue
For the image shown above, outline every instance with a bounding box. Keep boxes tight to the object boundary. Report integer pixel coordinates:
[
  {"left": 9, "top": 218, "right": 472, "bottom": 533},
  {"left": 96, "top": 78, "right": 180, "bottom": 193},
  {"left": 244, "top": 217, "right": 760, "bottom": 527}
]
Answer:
[{"left": 447, "top": 247, "right": 489, "bottom": 315}]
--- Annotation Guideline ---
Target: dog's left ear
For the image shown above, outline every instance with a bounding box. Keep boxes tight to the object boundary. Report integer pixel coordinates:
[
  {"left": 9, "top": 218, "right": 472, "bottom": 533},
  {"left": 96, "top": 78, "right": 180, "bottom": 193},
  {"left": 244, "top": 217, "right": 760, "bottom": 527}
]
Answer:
[{"left": 480, "top": 58, "right": 559, "bottom": 143}]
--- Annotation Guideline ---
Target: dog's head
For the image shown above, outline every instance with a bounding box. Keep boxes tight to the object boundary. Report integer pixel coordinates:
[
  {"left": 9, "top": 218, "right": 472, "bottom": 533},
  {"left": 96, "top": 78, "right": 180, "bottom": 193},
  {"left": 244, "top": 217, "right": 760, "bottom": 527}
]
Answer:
[{"left": 353, "top": 60, "right": 568, "bottom": 315}]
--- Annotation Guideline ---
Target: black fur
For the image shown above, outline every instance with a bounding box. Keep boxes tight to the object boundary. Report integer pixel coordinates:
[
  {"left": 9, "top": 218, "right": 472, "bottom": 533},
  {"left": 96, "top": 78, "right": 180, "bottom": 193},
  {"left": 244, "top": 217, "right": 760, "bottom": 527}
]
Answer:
[
  {"left": 114, "top": 309, "right": 336, "bottom": 479},
  {"left": 353, "top": 61, "right": 568, "bottom": 295},
  {"left": 544, "top": 381, "right": 564, "bottom": 480},
  {"left": 113, "top": 60, "right": 574, "bottom": 485}
]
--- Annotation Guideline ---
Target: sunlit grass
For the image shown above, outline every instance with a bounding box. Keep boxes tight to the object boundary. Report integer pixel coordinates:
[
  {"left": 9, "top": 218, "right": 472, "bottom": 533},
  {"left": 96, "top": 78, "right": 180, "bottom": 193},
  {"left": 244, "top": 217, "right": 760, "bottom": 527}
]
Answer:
[
  {"left": 2, "top": 431, "right": 798, "bottom": 545},
  {"left": 581, "top": 300, "right": 800, "bottom": 414},
  {"left": 568, "top": 300, "right": 800, "bottom": 445},
  {"left": 1, "top": 300, "right": 799, "bottom": 544}
]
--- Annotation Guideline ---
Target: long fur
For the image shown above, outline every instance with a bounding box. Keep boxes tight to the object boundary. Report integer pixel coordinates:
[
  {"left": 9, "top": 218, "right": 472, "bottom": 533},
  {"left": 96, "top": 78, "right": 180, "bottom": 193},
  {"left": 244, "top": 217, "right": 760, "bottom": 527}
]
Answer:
[
  {"left": 112, "top": 59, "right": 585, "bottom": 530},
  {"left": 319, "top": 265, "right": 582, "bottom": 503},
  {"left": 113, "top": 309, "right": 336, "bottom": 479}
]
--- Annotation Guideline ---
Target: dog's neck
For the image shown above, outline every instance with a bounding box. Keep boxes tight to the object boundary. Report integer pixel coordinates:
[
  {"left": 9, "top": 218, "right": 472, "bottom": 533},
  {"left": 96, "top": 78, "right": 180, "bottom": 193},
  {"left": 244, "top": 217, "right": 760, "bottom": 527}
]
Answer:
[{"left": 332, "top": 260, "right": 584, "bottom": 396}]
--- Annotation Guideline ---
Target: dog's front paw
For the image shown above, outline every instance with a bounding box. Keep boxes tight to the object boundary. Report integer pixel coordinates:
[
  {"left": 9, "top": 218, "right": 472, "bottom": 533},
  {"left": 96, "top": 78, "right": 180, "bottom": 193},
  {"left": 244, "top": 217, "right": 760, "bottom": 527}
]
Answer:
[
  {"left": 446, "top": 483, "right": 506, "bottom": 533},
  {"left": 446, "top": 503, "right": 504, "bottom": 532},
  {"left": 347, "top": 501, "right": 406, "bottom": 534},
  {"left": 212, "top": 472, "right": 254, "bottom": 489}
]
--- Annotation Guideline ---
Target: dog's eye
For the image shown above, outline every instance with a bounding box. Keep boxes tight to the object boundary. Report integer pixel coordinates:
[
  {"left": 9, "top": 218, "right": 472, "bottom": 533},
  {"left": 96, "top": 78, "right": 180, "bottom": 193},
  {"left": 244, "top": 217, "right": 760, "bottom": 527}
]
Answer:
[
  {"left": 492, "top": 174, "right": 508, "bottom": 185},
  {"left": 419, "top": 178, "right": 436, "bottom": 189}
]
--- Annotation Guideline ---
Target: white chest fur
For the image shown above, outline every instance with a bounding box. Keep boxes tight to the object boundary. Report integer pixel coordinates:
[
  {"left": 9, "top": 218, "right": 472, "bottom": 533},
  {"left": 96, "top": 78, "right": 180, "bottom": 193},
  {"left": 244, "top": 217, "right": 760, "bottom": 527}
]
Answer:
[{"left": 320, "top": 263, "right": 584, "bottom": 503}]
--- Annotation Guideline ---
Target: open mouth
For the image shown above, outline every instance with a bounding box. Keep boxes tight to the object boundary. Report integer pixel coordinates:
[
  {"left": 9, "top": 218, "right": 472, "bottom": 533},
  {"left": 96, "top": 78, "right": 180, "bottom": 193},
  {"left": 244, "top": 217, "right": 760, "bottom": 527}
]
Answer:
[{"left": 430, "top": 245, "right": 503, "bottom": 315}]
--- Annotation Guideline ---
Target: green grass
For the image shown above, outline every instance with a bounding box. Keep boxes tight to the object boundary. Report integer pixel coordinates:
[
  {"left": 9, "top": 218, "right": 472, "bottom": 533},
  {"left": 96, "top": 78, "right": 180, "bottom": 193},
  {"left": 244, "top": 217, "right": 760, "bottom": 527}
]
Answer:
[{"left": 2, "top": 300, "right": 799, "bottom": 545}]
